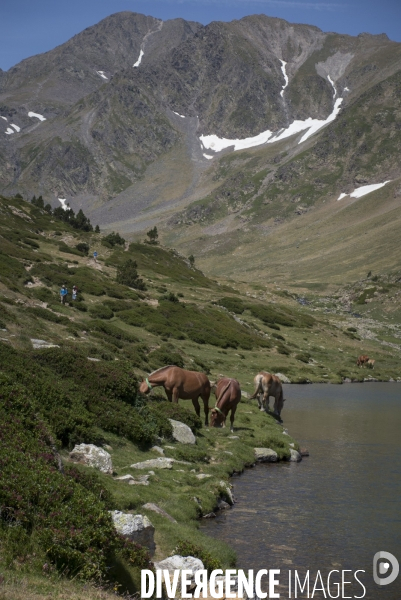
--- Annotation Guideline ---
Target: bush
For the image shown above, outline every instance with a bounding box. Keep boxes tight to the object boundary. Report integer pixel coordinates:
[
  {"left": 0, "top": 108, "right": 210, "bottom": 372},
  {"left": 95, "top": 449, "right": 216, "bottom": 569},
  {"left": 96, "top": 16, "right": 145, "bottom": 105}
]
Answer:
[
  {"left": 24, "top": 306, "right": 70, "bottom": 325},
  {"left": 0, "top": 343, "right": 167, "bottom": 448},
  {"left": 148, "top": 401, "right": 202, "bottom": 434},
  {"left": 173, "top": 541, "right": 222, "bottom": 574},
  {"left": 0, "top": 375, "right": 118, "bottom": 580},
  {"left": 216, "top": 297, "right": 245, "bottom": 314},
  {"left": 88, "top": 304, "right": 114, "bottom": 320},
  {"left": 75, "top": 242, "right": 89, "bottom": 255},
  {"left": 102, "top": 232, "right": 125, "bottom": 248},
  {"left": 148, "top": 345, "right": 184, "bottom": 369},
  {"left": 116, "top": 259, "right": 146, "bottom": 290}
]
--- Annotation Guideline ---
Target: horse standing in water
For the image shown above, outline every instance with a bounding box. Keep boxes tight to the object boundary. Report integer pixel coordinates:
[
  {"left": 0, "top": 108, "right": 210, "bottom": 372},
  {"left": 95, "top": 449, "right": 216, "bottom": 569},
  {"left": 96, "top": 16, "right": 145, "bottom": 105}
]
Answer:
[
  {"left": 139, "top": 366, "right": 211, "bottom": 425},
  {"left": 210, "top": 377, "right": 241, "bottom": 433}
]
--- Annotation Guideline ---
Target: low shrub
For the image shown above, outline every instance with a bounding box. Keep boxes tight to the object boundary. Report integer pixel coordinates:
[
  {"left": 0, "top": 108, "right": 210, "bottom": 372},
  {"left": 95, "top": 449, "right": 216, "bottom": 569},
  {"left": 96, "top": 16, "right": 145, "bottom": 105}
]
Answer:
[
  {"left": 88, "top": 304, "right": 114, "bottom": 320},
  {"left": 148, "top": 400, "right": 203, "bottom": 434},
  {"left": 75, "top": 242, "right": 89, "bottom": 255},
  {"left": 216, "top": 297, "right": 245, "bottom": 314},
  {"left": 172, "top": 541, "right": 222, "bottom": 574},
  {"left": 24, "top": 306, "right": 70, "bottom": 325},
  {"left": 148, "top": 345, "right": 184, "bottom": 369}
]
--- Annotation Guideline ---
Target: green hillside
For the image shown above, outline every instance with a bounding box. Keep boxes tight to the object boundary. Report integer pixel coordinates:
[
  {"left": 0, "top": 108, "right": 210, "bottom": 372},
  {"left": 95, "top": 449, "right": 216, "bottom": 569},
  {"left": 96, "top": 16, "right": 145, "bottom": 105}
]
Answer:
[{"left": 0, "top": 193, "right": 400, "bottom": 598}]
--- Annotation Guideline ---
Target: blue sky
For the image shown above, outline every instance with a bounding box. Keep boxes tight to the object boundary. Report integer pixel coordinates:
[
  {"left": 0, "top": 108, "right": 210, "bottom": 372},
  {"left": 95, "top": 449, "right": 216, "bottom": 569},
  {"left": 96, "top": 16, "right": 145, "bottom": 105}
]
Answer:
[{"left": 1, "top": 0, "right": 400, "bottom": 71}]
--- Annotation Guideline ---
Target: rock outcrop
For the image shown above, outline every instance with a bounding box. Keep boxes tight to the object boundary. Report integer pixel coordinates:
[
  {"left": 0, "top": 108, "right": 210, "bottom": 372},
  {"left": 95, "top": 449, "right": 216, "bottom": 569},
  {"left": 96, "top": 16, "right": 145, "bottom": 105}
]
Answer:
[
  {"left": 169, "top": 419, "right": 196, "bottom": 444},
  {"left": 254, "top": 448, "right": 278, "bottom": 462},
  {"left": 69, "top": 443, "right": 113, "bottom": 474},
  {"left": 109, "top": 511, "right": 155, "bottom": 555}
]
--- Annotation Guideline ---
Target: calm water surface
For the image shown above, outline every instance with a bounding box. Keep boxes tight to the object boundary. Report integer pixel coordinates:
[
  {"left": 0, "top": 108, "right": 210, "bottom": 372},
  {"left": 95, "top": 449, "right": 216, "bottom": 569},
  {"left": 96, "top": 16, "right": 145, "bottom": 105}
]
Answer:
[{"left": 202, "top": 383, "right": 401, "bottom": 599}]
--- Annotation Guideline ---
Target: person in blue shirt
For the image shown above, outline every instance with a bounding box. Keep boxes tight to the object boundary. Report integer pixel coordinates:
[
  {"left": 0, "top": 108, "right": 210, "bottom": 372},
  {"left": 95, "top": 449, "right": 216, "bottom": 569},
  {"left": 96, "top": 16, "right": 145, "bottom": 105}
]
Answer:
[{"left": 60, "top": 285, "right": 68, "bottom": 305}]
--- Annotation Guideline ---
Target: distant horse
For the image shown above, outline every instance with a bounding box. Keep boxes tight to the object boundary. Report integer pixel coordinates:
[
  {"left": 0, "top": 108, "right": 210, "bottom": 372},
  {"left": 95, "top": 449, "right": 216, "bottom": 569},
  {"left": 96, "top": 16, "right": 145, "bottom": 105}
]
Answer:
[
  {"left": 357, "top": 355, "right": 370, "bottom": 367},
  {"left": 250, "top": 371, "right": 285, "bottom": 417},
  {"left": 210, "top": 377, "right": 241, "bottom": 433},
  {"left": 139, "top": 365, "right": 211, "bottom": 425},
  {"left": 366, "top": 358, "right": 375, "bottom": 369}
]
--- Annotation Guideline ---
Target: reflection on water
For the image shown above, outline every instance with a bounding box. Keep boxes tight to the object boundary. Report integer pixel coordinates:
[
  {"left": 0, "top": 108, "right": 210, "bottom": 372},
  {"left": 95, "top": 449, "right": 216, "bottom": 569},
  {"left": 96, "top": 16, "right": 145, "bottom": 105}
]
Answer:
[{"left": 202, "top": 384, "right": 401, "bottom": 599}]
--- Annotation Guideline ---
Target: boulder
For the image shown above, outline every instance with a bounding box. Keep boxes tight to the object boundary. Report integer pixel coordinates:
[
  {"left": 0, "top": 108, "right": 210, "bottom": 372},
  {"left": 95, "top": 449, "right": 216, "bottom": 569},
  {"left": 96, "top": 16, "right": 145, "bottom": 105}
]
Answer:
[
  {"left": 69, "top": 444, "right": 113, "bottom": 474},
  {"left": 289, "top": 449, "right": 302, "bottom": 462},
  {"left": 109, "top": 511, "right": 155, "bottom": 555},
  {"left": 169, "top": 419, "right": 196, "bottom": 444},
  {"left": 275, "top": 372, "right": 291, "bottom": 383},
  {"left": 219, "top": 480, "right": 234, "bottom": 504},
  {"left": 254, "top": 448, "right": 278, "bottom": 463},
  {"left": 154, "top": 555, "right": 204, "bottom": 585}
]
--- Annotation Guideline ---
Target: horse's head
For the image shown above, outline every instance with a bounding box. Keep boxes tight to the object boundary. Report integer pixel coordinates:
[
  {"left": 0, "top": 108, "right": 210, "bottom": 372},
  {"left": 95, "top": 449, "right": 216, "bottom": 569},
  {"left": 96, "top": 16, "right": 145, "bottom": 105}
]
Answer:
[
  {"left": 210, "top": 407, "right": 225, "bottom": 428},
  {"left": 139, "top": 378, "right": 152, "bottom": 394},
  {"left": 275, "top": 397, "right": 286, "bottom": 419}
]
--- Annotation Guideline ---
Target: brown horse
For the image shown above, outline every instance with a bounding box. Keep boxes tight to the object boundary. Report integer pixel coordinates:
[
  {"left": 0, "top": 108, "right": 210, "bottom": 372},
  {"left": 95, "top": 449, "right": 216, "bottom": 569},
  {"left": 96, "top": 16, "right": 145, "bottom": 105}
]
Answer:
[
  {"left": 357, "top": 355, "right": 370, "bottom": 367},
  {"left": 250, "top": 371, "right": 285, "bottom": 417},
  {"left": 210, "top": 377, "right": 241, "bottom": 433},
  {"left": 139, "top": 366, "right": 211, "bottom": 425}
]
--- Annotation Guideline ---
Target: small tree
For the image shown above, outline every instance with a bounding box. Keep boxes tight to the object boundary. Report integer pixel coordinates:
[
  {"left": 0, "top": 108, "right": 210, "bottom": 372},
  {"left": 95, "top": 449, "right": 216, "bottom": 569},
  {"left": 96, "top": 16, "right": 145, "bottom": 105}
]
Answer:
[
  {"left": 146, "top": 226, "right": 159, "bottom": 245},
  {"left": 102, "top": 231, "right": 125, "bottom": 248},
  {"left": 116, "top": 259, "right": 146, "bottom": 290},
  {"left": 95, "top": 224, "right": 100, "bottom": 233},
  {"left": 188, "top": 254, "right": 195, "bottom": 267}
]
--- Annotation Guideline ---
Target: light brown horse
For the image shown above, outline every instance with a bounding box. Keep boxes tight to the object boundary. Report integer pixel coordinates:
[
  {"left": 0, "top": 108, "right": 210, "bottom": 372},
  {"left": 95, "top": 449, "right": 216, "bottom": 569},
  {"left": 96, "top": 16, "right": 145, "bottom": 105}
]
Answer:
[
  {"left": 250, "top": 371, "right": 285, "bottom": 417},
  {"left": 210, "top": 377, "right": 241, "bottom": 433},
  {"left": 139, "top": 366, "right": 211, "bottom": 425}
]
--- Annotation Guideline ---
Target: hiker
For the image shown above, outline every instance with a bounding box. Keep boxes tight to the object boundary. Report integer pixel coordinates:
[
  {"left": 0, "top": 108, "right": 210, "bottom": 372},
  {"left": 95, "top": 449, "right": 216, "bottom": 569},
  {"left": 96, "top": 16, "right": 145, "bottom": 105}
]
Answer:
[
  {"left": 60, "top": 285, "right": 68, "bottom": 305},
  {"left": 93, "top": 250, "right": 98, "bottom": 262},
  {"left": 72, "top": 285, "right": 78, "bottom": 301}
]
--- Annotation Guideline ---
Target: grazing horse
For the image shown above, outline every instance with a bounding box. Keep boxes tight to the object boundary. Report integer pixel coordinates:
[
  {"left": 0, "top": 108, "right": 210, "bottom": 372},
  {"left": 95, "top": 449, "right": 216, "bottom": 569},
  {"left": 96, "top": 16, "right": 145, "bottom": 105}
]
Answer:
[
  {"left": 210, "top": 377, "right": 241, "bottom": 433},
  {"left": 366, "top": 358, "right": 375, "bottom": 369},
  {"left": 357, "top": 355, "right": 370, "bottom": 367},
  {"left": 250, "top": 371, "right": 285, "bottom": 417},
  {"left": 139, "top": 365, "right": 211, "bottom": 425}
]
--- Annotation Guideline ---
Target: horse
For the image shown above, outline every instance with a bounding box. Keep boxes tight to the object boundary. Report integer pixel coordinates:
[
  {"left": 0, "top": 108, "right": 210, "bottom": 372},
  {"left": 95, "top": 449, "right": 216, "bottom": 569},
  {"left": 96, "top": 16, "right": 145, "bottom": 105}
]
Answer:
[
  {"left": 139, "top": 365, "right": 211, "bottom": 425},
  {"left": 249, "top": 371, "right": 285, "bottom": 417},
  {"left": 366, "top": 358, "right": 375, "bottom": 369},
  {"left": 210, "top": 377, "right": 241, "bottom": 433},
  {"left": 357, "top": 355, "right": 369, "bottom": 367}
]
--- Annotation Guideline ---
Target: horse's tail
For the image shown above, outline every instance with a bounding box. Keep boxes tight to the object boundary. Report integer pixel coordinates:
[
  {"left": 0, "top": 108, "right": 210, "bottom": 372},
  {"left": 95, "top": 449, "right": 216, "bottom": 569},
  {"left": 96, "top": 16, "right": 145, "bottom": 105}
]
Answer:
[
  {"left": 216, "top": 379, "right": 232, "bottom": 404},
  {"left": 249, "top": 375, "right": 263, "bottom": 400}
]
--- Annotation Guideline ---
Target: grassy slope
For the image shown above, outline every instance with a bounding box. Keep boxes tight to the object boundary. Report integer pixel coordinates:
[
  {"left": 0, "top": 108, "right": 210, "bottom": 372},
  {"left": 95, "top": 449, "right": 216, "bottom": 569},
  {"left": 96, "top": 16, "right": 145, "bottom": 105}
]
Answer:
[{"left": 0, "top": 193, "right": 400, "bottom": 598}]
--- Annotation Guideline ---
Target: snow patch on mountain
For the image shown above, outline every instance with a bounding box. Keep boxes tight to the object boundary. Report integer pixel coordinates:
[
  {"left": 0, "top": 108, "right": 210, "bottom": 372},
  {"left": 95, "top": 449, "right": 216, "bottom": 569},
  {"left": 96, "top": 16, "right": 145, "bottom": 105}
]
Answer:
[
  {"left": 173, "top": 112, "right": 186, "bottom": 118},
  {"left": 337, "top": 182, "right": 391, "bottom": 201},
  {"left": 28, "top": 112, "right": 46, "bottom": 121},
  {"left": 200, "top": 85, "right": 343, "bottom": 152},
  {"left": 133, "top": 50, "right": 144, "bottom": 68},
  {"left": 1, "top": 116, "right": 7, "bottom": 121},
  {"left": 5, "top": 128, "right": 14, "bottom": 135},
  {"left": 11, "top": 124, "right": 20, "bottom": 132},
  {"left": 280, "top": 60, "right": 289, "bottom": 98},
  {"left": 58, "top": 198, "right": 69, "bottom": 210},
  {"left": 96, "top": 71, "right": 108, "bottom": 80}
]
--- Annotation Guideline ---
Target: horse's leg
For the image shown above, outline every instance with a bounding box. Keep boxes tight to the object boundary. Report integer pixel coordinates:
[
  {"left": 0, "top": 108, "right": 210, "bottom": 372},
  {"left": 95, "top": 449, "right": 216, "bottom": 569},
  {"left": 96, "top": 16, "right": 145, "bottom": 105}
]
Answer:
[
  {"left": 230, "top": 406, "right": 237, "bottom": 433},
  {"left": 201, "top": 391, "right": 210, "bottom": 426},
  {"left": 192, "top": 396, "right": 201, "bottom": 419},
  {"left": 258, "top": 392, "right": 264, "bottom": 411},
  {"left": 172, "top": 388, "right": 179, "bottom": 404},
  {"left": 263, "top": 391, "right": 270, "bottom": 412},
  {"left": 165, "top": 389, "right": 173, "bottom": 402}
]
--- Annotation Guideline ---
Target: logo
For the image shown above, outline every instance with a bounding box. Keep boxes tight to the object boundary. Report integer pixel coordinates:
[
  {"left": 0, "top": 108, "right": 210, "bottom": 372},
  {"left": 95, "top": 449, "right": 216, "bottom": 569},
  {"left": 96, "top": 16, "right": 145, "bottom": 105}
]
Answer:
[{"left": 373, "top": 552, "right": 399, "bottom": 586}]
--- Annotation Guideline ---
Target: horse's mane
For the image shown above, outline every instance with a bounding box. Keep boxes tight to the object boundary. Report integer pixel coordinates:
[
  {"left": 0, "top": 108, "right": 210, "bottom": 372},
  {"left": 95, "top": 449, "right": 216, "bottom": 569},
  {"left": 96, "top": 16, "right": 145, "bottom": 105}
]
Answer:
[{"left": 148, "top": 365, "right": 178, "bottom": 377}]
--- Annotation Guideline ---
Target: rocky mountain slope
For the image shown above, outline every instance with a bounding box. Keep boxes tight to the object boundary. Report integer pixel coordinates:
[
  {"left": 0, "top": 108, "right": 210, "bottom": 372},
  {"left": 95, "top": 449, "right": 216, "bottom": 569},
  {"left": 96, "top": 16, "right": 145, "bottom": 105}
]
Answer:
[{"left": 1, "top": 11, "right": 401, "bottom": 286}]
